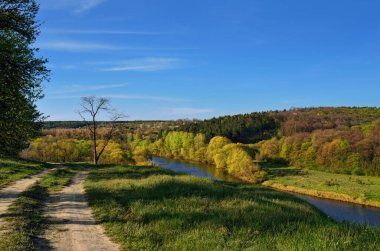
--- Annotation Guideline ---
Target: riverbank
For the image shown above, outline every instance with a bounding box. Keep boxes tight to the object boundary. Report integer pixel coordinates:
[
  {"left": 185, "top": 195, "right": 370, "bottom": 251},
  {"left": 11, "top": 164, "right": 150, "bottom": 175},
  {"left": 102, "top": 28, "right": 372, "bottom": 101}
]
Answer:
[
  {"left": 263, "top": 166, "right": 380, "bottom": 208},
  {"left": 85, "top": 164, "right": 380, "bottom": 250}
]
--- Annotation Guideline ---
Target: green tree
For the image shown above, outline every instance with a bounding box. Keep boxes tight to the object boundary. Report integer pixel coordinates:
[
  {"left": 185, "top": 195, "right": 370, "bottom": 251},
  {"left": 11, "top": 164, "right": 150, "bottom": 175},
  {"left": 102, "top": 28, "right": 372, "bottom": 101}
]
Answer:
[
  {"left": 0, "top": 0, "right": 49, "bottom": 156},
  {"left": 206, "top": 136, "right": 231, "bottom": 163}
]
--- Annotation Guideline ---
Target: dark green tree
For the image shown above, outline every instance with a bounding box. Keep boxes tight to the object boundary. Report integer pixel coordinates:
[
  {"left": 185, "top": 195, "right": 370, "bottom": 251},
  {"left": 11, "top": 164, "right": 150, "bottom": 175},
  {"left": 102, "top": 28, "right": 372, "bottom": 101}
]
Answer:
[{"left": 0, "top": 0, "right": 49, "bottom": 156}]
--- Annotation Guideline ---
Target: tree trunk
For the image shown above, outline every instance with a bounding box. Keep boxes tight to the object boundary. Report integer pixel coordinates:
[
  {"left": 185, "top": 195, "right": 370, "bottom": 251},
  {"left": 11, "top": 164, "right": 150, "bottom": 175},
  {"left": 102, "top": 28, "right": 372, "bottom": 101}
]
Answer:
[{"left": 92, "top": 118, "right": 97, "bottom": 164}]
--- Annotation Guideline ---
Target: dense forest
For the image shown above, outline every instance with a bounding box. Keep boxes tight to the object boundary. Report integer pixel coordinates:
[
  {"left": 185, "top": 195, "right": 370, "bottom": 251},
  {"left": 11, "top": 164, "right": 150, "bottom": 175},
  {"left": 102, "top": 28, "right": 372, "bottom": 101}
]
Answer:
[
  {"left": 24, "top": 107, "right": 380, "bottom": 179},
  {"left": 42, "top": 120, "right": 188, "bottom": 129},
  {"left": 179, "top": 107, "right": 380, "bottom": 175},
  {"left": 24, "top": 125, "right": 266, "bottom": 182},
  {"left": 178, "top": 112, "right": 279, "bottom": 143}
]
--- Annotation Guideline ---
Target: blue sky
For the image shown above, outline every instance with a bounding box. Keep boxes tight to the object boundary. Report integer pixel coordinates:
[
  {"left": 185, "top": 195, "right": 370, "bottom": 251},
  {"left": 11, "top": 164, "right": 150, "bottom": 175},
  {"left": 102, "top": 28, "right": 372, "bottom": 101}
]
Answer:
[{"left": 36, "top": 0, "right": 380, "bottom": 120}]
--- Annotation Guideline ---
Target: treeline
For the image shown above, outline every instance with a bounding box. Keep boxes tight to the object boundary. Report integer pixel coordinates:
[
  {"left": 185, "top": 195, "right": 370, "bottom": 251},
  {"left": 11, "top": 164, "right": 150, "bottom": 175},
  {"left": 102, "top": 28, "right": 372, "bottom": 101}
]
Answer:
[
  {"left": 22, "top": 135, "right": 150, "bottom": 165},
  {"left": 24, "top": 107, "right": 380, "bottom": 178},
  {"left": 257, "top": 119, "right": 380, "bottom": 175},
  {"left": 178, "top": 107, "right": 380, "bottom": 143},
  {"left": 42, "top": 120, "right": 188, "bottom": 129},
  {"left": 23, "top": 130, "right": 267, "bottom": 183},
  {"left": 177, "top": 107, "right": 380, "bottom": 176},
  {"left": 151, "top": 131, "right": 267, "bottom": 183},
  {"left": 178, "top": 112, "right": 279, "bottom": 143}
]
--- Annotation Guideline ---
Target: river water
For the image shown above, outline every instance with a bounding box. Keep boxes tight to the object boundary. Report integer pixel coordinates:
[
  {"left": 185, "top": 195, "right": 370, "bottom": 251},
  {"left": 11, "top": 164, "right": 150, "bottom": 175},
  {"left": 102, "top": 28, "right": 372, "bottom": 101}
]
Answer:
[{"left": 151, "top": 156, "right": 380, "bottom": 226}]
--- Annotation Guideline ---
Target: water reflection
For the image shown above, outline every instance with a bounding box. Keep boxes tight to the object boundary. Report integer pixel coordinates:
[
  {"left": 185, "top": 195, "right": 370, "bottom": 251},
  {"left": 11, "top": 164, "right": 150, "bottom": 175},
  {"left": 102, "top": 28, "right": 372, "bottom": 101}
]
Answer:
[{"left": 151, "top": 156, "right": 240, "bottom": 182}]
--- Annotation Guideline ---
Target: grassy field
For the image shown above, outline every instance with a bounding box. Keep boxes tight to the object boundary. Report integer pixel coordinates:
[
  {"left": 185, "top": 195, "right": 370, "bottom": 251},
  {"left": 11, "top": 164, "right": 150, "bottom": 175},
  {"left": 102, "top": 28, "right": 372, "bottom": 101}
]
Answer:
[
  {"left": 0, "top": 167, "right": 79, "bottom": 251},
  {"left": 85, "top": 165, "right": 380, "bottom": 250},
  {"left": 0, "top": 157, "right": 50, "bottom": 188},
  {"left": 263, "top": 165, "right": 380, "bottom": 207}
]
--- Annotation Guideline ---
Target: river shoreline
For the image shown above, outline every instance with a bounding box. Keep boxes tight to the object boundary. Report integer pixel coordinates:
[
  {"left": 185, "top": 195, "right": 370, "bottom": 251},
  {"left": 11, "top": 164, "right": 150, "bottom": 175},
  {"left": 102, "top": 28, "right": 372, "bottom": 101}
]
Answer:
[
  {"left": 152, "top": 156, "right": 380, "bottom": 226},
  {"left": 153, "top": 156, "right": 380, "bottom": 209},
  {"left": 262, "top": 181, "right": 380, "bottom": 209}
]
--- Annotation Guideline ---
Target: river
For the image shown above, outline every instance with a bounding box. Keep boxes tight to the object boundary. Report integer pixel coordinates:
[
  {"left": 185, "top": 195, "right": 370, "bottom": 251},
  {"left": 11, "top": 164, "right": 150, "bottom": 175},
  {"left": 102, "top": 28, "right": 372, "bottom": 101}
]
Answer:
[{"left": 151, "top": 156, "right": 380, "bottom": 226}]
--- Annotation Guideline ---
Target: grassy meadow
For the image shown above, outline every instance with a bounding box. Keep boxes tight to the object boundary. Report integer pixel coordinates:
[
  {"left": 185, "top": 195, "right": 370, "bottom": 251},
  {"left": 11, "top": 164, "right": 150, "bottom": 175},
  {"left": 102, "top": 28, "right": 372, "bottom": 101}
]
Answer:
[
  {"left": 263, "top": 165, "right": 380, "bottom": 207},
  {"left": 0, "top": 166, "right": 79, "bottom": 251},
  {"left": 0, "top": 157, "right": 50, "bottom": 188},
  {"left": 85, "top": 165, "right": 380, "bottom": 250}
]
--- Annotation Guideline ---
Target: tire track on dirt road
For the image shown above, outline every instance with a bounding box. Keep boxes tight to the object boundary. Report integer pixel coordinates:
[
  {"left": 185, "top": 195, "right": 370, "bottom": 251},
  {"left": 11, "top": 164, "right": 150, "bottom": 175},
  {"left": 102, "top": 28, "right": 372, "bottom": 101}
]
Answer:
[
  {"left": 39, "top": 171, "right": 120, "bottom": 251},
  {"left": 0, "top": 169, "right": 53, "bottom": 227}
]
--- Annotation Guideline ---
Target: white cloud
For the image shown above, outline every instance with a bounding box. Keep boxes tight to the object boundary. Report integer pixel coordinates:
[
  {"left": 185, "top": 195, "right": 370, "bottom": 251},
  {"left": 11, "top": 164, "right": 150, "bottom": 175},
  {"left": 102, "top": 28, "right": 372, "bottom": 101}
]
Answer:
[
  {"left": 40, "top": 0, "right": 108, "bottom": 13},
  {"left": 106, "top": 95, "right": 185, "bottom": 102},
  {"left": 45, "top": 94, "right": 185, "bottom": 102},
  {"left": 101, "top": 58, "right": 180, "bottom": 72},
  {"left": 51, "top": 83, "right": 129, "bottom": 94},
  {"left": 164, "top": 107, "right": 214, "bottom": 116},
  {"left": 76, "top": 0, "right": 107, "bottom": 13},
  {"left": 44, "top": 29, "right": 165, "bottom": 35},
  {"left": 38, "top": 41, "right": 190, "bottom": 53},
  {"left": 38, "top": 41, "right": 122, "bottom": 52}
]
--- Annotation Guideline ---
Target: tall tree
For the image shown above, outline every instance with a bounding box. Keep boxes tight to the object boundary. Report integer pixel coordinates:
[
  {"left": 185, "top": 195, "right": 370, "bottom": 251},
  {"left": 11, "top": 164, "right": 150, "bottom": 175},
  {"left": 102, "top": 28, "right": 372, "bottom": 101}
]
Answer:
[
  {"left": 0, "top": 0, "right": 49, "bottom": 156},
  {"left": 79, "top": 96, "right": 124, "bottom": 164}
]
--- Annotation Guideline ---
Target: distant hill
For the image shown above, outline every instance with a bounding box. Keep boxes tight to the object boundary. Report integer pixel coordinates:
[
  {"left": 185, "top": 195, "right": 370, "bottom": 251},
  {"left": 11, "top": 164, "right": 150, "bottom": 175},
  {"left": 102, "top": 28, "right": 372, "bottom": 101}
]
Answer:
[
  {"left": 42, "top": 120, "right": 186, "bottom": 129},
  {"left": 177, "top": 107, "right": 380, "bottom": 143}
]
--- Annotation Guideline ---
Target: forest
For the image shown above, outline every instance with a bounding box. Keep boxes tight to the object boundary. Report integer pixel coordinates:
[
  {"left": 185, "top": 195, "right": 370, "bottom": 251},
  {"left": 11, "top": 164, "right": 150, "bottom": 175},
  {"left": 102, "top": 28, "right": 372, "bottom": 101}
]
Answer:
[
  {"left": 23, "top": 126, "right": 266, "bottom": 183},
  {"left": 178, "top": 107, "right": 380, "bottom": 175},
  {"left": 22, "top": 107, "right": 380, "bottom": 181}
]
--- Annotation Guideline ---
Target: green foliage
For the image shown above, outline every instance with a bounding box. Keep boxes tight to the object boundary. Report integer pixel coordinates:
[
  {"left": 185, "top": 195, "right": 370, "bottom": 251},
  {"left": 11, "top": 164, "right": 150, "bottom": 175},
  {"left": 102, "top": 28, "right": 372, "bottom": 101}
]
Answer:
[
  {"left": 85, "top": 165, "right": 380, "bottom": 250},
  {"left": 257, "top": 119, "right": 380, "bottom": 176},
  {"left": 178, "top": 112, "right": 279, "bottom": 143},
  {"left": 24, "top": 136, "right": 137, "bottom": 164},
  {"left": 0, "top": 0, "right": 49, "bottom": 156},
  {"left": 206, "top": 136, "right": 231, "bottom": 163},
  {"left": 152, "top": 131, "right": 265, "bottom": 183}
]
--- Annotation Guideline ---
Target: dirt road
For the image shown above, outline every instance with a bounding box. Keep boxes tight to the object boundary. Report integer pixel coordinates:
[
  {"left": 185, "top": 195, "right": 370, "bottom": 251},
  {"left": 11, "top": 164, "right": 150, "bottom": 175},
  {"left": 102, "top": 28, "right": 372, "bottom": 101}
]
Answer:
[
  {"left": 0, "top": 169, "right": 52, "bottom": 226},
  {"left": 40, "top": 171, "right": 119, "bottom": 251}
]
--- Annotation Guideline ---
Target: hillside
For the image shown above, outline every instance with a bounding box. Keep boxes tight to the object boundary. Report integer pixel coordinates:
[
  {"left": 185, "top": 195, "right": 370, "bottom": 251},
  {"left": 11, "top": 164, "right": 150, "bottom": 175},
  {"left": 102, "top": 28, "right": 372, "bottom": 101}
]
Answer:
[{"left": 176, "top": 107, "right": 380, "bottom": 176}]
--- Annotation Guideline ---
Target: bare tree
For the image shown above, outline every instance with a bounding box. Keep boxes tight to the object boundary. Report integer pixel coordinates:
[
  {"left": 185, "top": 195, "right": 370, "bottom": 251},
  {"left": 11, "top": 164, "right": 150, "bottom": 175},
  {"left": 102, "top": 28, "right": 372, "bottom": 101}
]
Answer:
[{"left": 78, "top": 96, "right": 124, "bottom": 164}]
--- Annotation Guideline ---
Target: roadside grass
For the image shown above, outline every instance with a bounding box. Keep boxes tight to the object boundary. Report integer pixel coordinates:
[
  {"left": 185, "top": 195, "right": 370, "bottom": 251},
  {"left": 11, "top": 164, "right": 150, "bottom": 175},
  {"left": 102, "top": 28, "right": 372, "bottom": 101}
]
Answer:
[
  {"left": 0, "top": 157, "right": 51, "bottom": 188},
  {"left": 85, "top": 165, "right": 380, "bottom": 250},
  {"left": 263, "top": 165, "right": 380, "bottom": 207},
  {"left": 0, "top": 167, "right": 79, "bottom": 251}
]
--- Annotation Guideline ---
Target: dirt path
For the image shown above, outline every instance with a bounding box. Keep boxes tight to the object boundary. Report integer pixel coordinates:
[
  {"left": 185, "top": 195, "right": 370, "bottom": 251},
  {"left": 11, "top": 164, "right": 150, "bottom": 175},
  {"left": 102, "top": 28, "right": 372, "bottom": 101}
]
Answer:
[
  {"left": 0, "top": 169, "right": 52, "bottom": 226},
  {"left": 40, "top": 171, "right": 120, "bottom": 251}
]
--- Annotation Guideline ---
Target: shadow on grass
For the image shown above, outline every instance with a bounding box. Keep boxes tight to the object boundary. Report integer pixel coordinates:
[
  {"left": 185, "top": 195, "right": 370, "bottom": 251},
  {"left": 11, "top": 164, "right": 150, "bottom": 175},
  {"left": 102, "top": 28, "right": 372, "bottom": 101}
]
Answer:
[
  {"left": 85, "top": 165, "right": 330, "bottom": 238},
  {"left": 265, "top": 167, "right": 304, "bottom": 178},
  {"left": 87, "top": 166, "right": 186, "bottom": 182}
]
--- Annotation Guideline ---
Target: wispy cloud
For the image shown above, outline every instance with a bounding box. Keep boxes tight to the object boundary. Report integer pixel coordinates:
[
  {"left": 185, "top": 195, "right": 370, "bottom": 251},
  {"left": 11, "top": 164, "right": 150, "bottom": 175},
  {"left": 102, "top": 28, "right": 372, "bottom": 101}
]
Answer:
[
  {"left": 51, "top": 83, "right": 129, "bottom": 94},
  {"left": 106, "top": 95, "right": 187, "bottom": 102},
  {"left": 38, "top": 41, "right": 122, "bottom": 52},
  {"left": 164, "top": 107, "right": 214, "bottom": 116},
  {"left": 40, "top": 0, "right": 108, "bottom": 13},
  {"left": 45, "top": 94, "right": 185, "bottom": 102},
  {"left": 101, "top": 58, "right": 181, "bottom": 72},
  {"left": 75, "top": 0, "right": 107, "bottom": 13},
  {"left": 38, "top": 41, "right": 193, "bottom": 53},
  {"left": 44, "top": 29, "right": 166, "bottom": 35}
]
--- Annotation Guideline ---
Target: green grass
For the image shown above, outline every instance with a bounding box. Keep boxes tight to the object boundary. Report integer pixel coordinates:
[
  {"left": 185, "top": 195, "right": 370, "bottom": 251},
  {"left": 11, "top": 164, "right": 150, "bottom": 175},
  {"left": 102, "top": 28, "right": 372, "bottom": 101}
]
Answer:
[
  {"left": 0, "top": 157, "right": 50, "bottom": 188},
  {"left": 0, "top": 166, "right": 80, "bottom": 251},
  {"left": 263, "top": 165, "right": 380, "bottom": 206},
  {"left": 85, "top": 165, "right": 380, "bottom": 250}
]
